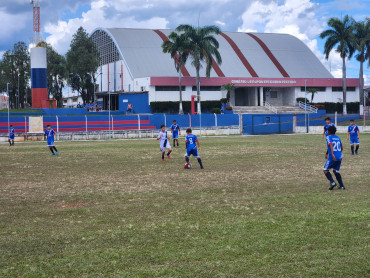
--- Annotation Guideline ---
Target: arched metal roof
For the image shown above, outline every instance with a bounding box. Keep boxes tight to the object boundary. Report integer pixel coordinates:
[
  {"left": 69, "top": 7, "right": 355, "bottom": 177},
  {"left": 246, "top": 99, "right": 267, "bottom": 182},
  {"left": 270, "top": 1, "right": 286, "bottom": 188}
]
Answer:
[{"left": 90, "top": 28, "right": 333, "bottom": 80}]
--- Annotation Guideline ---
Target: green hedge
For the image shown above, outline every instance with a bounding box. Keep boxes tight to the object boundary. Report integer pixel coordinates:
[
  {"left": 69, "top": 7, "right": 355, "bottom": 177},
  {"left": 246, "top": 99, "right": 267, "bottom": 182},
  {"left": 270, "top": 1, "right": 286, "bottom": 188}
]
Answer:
[
  {"left": 313, "top": 102, "right": 360, "bottom": 114},
  {"left": 150, "top": 101, "right": 222, "bottom": 114}
]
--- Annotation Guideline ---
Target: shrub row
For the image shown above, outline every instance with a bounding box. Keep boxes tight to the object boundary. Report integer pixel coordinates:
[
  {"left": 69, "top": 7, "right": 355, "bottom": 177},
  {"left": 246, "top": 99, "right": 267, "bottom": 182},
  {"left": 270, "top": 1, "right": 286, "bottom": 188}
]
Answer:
[{"left": 150, "top": 101, "right": 222, "bottom": 114}]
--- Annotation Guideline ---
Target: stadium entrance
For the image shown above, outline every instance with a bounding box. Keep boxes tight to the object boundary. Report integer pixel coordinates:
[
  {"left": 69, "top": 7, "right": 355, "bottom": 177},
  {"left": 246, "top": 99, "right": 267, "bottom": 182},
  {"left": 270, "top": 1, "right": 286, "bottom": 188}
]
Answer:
[{"left": 231, "top": 86, "right": 296, "bottom": 107}]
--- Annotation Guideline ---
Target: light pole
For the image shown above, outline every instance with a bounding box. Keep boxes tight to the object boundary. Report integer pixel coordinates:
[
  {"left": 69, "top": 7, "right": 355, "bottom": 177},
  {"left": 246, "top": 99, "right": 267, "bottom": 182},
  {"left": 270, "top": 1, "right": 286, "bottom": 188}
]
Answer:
[
  {"left": 7, "top": 82, "right": 10, "bottom": 129},
  {"left": 304, "top": 79, "right": 307, "bottom": 133},
  {"left": 108, "top": 81, "right": 111, "bottom": 135}
]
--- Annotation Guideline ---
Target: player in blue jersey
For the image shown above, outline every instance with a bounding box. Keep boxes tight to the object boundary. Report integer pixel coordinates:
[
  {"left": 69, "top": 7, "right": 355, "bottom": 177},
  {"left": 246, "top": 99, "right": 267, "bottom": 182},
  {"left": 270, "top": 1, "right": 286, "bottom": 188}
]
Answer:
[
  {"left": 170, "top": 120, "right": 181, "bottom": 147},
  {"left": 323, "top": 125, "right": 345, "bottom": 190},
  {"left": 44, "top": 125, "right": 59, "bottom": 155},
  {"left": 323, "top": 117, "right": 335, "bottom": 158},
  {"left": 8, "top": 125, "right": 15, "bottom": 146},
  {"left": 157, "top": 124, "right": 172, "bottom": 161},
  {"left": 347, "top": 119, "right": 360, "bottom": 155},
  {"left": 184, "top": 128, "right": 204, "bottom": 169}
]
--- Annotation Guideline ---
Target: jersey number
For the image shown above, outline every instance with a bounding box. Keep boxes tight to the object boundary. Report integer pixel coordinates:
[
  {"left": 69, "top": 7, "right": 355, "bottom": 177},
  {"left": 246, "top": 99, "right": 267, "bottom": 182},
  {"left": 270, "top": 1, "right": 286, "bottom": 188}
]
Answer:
[
  {"left": 333, "top": 141, "right": 341, "bottom": 152},
  {"left": 188, "top": 138, "right": 194, "bottom": 144}
]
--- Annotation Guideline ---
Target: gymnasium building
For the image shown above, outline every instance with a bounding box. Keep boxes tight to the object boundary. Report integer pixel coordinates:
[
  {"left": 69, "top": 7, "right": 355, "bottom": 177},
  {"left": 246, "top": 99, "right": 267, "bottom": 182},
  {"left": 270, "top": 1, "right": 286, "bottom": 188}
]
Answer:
[{"left": 90, "top": 28, "right": 359, "bottom": 113}]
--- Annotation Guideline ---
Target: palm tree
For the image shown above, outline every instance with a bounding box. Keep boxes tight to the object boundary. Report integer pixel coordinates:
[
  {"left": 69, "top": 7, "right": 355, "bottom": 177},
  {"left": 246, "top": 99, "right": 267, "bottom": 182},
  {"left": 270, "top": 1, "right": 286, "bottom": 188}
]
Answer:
[
  {"left": 353, "top": 18, "right": 370, "bottom": 115},
  {"left": 221, "top": 83, "right": 235, "bottom": 104},
  {"left": 176, "top": 24, "right": 222, "bottom": 114},
  {"left": 320, "top": 15, "right": 355, "bottom": 115},
  {"left": 162, "top": 32, "right": 191, "bottom": 114},
  {"left": 308, "top": 88, "right": 318, "bottom": 103}
]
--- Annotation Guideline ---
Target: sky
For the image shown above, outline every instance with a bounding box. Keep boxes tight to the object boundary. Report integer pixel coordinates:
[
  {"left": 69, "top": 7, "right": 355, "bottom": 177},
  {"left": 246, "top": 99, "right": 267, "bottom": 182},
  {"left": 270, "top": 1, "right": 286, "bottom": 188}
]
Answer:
[{"left": 0, "top": 0, "right": 369, "bottom": 83}]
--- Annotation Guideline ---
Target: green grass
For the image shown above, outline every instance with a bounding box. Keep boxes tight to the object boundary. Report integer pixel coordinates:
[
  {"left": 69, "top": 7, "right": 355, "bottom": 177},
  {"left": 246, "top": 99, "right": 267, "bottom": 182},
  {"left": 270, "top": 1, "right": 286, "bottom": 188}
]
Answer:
[
  {"left": 0, "top": 109, "right": 43, "bottom": 113},
  {"left": 0, "top": 135, "right": 369, "bottom": 277},
  {"left": 337, "top": 119, "right": 370, "bottom": 126}
]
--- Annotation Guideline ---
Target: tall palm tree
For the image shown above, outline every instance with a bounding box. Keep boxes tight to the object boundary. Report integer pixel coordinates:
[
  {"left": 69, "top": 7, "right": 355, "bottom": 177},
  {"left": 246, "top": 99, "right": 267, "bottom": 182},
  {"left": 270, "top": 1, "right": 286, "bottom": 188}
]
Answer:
[
  {"left": 320, "top": 15, "right": 355, "bottom": 115},
  {"left": 176, "top": 24, "right": 222, "bottom": 114},
  {"left": 353, "top": 18, "right": 370, "bottom": 115},
  {"left": 162, "top": 32, "right": 191, "bottom": 114}
]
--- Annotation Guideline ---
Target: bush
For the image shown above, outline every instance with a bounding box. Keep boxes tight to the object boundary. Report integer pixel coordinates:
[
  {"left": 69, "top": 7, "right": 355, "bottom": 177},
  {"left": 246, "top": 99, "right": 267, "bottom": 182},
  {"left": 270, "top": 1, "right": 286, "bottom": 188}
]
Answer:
[
  {"left": 211, "top": 108, "right": 221, "bottom": 114},
  {"left": 296, "top": 97, "right": 309, "bottom": 103},
  {"left": 311, "top": 102, "right": 360, "bottom": 114},
  {"left": 150, "top": 101, "right": 222, "bottom": 114}
]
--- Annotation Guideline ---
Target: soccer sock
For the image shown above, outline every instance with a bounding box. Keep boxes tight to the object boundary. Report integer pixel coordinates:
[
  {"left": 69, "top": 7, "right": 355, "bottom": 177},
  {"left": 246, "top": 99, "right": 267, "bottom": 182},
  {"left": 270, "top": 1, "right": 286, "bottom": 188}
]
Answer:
[
  {"left": 12, "top": 141, "right": 14, "bottom": 146},
  {"left": 162, "top": 153, "right": 164, "bottom": 159},
  {"left": 185, "top": 157, "right": 189, "bottom": 163},
  {"left": 49, "top": 147, "right": 55, "bottom": 154},
  {"left": 8, "top": 139, "right": 11, "bottom": 146},
  {"left": 167, "top": 151, "right": 171, "bottom": 156},
  {"left": 53, "top": 146, "right": 58, "bottom": 152},
  {"left": 334, "top": 172, "right": 344, "bottom": 187},
  {"left": 351, "top": 145, "right": 354, "bottom": 154},
  {"left": 355, "top": 145, "right": 359, "bottom": 152},
  {"left": 197, "top": 158, "right": 203, "bottom": 168},
  {"left": 325, "top": 172, "right": 334, "bottom": 183}
]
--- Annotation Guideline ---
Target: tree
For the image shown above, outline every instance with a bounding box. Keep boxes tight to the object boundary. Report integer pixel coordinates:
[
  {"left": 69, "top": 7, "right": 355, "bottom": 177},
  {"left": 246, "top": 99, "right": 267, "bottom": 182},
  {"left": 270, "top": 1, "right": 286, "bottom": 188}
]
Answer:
[
  {"left": 320, "top": 15, "right": 355, "bottom": 115},
  {"left": 176, "top": 25, "right": 222, "bottom": 114},
  {"left": 353, "top": 18, "right": 370, "bottom": 115},
  {"left": 46, "top": 44, "right": 68, "bottom": 108},
  {"left": 162, "top": 32, "right": 191, "bottom": 114},
  {"left": 307, "top": 88, "right": 318, "bottom": 103},
  {"left": 221, "top": 83, "right": 235, "bottom": 104},
  {"left": 0, "top": 42, "right": 30, "bottom": 108},
  {"left": 66, "top": 27, "right": 99, "bottom": 105}
]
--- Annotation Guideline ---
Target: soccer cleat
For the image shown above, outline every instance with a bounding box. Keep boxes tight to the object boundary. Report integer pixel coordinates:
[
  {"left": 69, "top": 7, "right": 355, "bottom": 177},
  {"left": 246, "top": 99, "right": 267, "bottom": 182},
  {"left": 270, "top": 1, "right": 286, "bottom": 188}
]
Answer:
[
  {"left": 167, "top": 155, "right": 171, "bottom": 159},
  {"left": 329, "top": 182, "right": 337, "bottom": 190},
  {"left": 200, "top": 166, "right": 204, "bottom": 169},
  {"left": 162, "top": 158, "right": 165, "bottom": 162},
  {"left": 355, "top": 151, "right": 358, "bottom": 155},
  {"left": 51, "top": 153, "right": 55, "bottom": 156},
  {"left": 338, "top": 186, "right": 346, "bottom": 190},
  {"left": 56, "top": 152, "right": 59, "bottom": 155},
  {"left": 184, "top": 162, "right": 190, "bottom": 169}
]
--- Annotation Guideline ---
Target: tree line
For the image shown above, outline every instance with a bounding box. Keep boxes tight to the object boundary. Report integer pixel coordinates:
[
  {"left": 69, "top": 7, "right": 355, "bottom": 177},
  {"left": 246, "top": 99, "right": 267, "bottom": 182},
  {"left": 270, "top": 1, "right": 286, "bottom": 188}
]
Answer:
[{"left": 0, "top": 27, "right": 99, "bottom": 108}]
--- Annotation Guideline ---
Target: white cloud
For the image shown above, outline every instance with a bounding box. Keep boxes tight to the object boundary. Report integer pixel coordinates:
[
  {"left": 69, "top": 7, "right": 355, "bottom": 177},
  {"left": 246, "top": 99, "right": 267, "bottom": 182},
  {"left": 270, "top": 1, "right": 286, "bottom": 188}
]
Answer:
[
  {"left": 45, "top": 0, "right": 169, "bottom": 54},
  {"left": 237, "top": 0, "right": 355, "bottom": 78},
  {"left": 0, "top": 7, "right": 29, "bottom": 41}
]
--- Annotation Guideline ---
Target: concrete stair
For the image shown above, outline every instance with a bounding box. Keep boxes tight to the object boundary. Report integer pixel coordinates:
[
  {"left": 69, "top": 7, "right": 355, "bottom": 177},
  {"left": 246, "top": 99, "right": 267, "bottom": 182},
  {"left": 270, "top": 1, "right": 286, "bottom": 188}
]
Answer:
[{"left": 232, "top": 106, "right": 314, "bottom": 114}]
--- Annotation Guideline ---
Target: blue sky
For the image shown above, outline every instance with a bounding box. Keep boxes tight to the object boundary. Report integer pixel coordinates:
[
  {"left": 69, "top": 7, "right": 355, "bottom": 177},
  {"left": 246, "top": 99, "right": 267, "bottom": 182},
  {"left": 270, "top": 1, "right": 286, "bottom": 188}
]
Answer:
[{"left": 0, "top": 0, "right": 369, "bottom": 82}]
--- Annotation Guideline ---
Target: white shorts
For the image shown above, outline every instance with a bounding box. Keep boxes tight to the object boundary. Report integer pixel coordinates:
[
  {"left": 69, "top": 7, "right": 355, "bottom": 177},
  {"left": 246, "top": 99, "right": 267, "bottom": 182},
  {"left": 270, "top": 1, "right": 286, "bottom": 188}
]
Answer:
[{"left": 160, "top": 140, "right": 171, "bottom": 152}]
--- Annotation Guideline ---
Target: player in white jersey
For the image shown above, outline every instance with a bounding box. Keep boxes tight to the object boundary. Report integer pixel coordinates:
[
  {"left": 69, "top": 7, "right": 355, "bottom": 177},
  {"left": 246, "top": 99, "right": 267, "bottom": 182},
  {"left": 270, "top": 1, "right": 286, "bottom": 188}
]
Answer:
[{"left": 157, "top": 124, "right": 172, "bottom": 162}]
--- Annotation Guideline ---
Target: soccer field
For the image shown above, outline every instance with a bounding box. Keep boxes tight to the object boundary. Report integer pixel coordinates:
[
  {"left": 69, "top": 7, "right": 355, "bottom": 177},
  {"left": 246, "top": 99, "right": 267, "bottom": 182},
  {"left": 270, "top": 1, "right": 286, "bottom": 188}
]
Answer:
[{"left": 0, "top": 134, "right": 369, "bottom": 277}]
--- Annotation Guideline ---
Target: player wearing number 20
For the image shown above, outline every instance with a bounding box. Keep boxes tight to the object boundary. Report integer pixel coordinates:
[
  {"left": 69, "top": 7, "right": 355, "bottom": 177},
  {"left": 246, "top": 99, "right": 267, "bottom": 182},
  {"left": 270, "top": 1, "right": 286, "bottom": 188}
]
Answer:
[
  {"left": 184, "top": 128, "right": 204, "bottom": 169},
  {"left": 323, "top": 125, "right": 345, "bottom": 190}
]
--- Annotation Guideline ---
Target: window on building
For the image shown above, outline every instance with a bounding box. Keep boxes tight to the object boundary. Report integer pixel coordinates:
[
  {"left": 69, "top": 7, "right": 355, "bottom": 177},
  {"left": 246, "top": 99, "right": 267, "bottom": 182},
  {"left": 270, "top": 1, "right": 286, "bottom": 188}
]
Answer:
[
  {"left": 300, "top": 87, "right": 326, "bottom": 92},
  {"left": 155, "top": 86, "right": 186, "bottom": 91},
  {"left": 192, "top": 86, "right": 221, "bottom": 91},
  {"left": 270, "top": 91, "right": 278, "bottom": 98},
  {"left": 332, "top": 87, "right": 356, "bottom": 92}
]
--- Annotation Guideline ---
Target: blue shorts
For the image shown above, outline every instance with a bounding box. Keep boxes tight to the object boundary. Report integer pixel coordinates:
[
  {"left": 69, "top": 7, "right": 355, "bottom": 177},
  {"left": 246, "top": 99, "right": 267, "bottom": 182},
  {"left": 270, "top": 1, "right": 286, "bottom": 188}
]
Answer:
[
  {"left": 173, "top": 132, "right": 179, "bottom": 139},
  {"left": 9, "top": 135, "right": 15, "bottom": 140},
  {"left": 47, "top": 139, "right": 55, "bottom": 147},
  {"left": 185, "top": 148, "right": 199, "bottom": 158},
  {"left": 350, "top": 137, "right": 359, "bottom": 145},
  {"left": 323, "top": 159, "right": 342, "bottom": 172}
]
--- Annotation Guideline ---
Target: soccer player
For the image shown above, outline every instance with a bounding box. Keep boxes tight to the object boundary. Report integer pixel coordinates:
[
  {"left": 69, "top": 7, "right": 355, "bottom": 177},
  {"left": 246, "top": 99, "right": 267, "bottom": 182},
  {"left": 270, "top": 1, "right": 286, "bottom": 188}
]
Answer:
[
  {"left": 44, "top": 125, "right": 59, "bottom": 156},
  {"left": 157, "top": 124, "right": 172, "bottom": 161},
  {"left": 8, "top": 125, "right": 15, "bottom": 146},
  {"left": 322, "top": 117, "right": 335, "bottom": 158},
  {"left": 184, "top": 128, "right": 204, "bottom": 169},
  {"left": 170, "top": 120, "right": 180, "bottom": 147},
  {"left": 347, "top": 119, "right": 360, "bottom": 155},
  {"left": 323, "top": 125, "right": 345, "bottom": 190}
]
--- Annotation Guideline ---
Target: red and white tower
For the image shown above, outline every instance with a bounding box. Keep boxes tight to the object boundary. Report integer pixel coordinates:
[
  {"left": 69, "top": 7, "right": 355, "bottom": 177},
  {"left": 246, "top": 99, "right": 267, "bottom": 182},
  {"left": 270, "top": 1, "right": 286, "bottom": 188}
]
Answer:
[{"left": 30, "top": 0, "right": 55, "bottom": 108}]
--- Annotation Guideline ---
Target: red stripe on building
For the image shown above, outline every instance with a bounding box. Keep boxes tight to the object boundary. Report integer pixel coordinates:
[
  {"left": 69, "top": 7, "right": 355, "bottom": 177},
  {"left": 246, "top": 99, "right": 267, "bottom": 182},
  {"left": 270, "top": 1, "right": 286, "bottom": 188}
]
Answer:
[
  {"left": 220, "top": 32, "right": 258, "bottom": 77},
  {"left": 247, "top": 33, "right": 290, "bottom": 78},
  {"left": 153, "top": 30, "right": 191, "bottom": 77},
  {"left": 210, "top": 57, "right": 225, "bottom": 77}
]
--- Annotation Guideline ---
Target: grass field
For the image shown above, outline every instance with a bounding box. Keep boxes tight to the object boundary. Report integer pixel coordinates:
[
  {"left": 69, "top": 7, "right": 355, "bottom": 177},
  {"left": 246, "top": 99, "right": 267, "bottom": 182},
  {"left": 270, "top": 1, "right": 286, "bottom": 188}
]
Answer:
[{"left": 0, "top": 134, "right": 369, "bottom": 277}]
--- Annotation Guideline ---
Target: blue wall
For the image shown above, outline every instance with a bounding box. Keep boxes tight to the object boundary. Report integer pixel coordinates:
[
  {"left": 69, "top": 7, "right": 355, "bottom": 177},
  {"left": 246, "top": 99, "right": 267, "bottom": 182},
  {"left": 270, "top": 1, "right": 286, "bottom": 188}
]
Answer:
[
  {"left": 243, "top": 114, "right": 294, "bottom": 135},
  {"left": 119, "top": 93, "right": 151, "bottom": 114}
]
